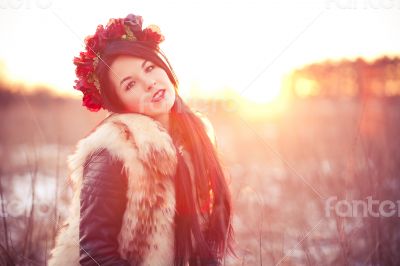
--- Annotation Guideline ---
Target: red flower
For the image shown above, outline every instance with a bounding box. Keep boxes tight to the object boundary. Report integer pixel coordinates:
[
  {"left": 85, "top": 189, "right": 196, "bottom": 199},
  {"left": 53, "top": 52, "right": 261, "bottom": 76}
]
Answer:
[
  {"left": 73, "top": 79, "right": 102, "bottom": 112},
  {"left": 73, "top": 53, "right": 94, "bottom": 78},
  {"left": 84, "top": 27, "right": 104, "bottom": 56},
  {"left": 105, "top": 18, "right": 125, "bottom": 40},
  {"left": 73, "top": 79, "right": 91, "bottom": 93},
  {"left": 82, "top": 93, "right": 102, "bottom": 112},
  {"left": 142, "top": 27, "right": 165, "bottom": 44}
]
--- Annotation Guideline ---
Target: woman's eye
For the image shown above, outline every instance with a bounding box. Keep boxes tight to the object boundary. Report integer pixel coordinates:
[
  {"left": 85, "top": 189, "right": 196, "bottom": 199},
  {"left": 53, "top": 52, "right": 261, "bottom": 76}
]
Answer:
[
  {"left": 126, "top": 81, "right": 135, "bottom": 91},
  {"left": 146, "top": 65, "right": 155, "bottom": 72}
]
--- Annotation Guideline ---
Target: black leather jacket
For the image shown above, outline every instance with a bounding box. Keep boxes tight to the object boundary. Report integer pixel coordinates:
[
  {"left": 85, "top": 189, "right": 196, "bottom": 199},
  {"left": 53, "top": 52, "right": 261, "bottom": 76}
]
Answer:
[
  {"left": 79, "top": 148, "right": 221, "bottom": 266},
  {"left": 79, "top": 148, "right": 131, "bottom": 265}
]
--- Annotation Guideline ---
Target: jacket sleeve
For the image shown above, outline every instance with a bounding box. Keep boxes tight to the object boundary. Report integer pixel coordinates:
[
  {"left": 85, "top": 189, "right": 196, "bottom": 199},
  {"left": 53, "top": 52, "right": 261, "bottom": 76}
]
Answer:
[{"left": 79, "top": 148, "right": 131, "bottom": 266}]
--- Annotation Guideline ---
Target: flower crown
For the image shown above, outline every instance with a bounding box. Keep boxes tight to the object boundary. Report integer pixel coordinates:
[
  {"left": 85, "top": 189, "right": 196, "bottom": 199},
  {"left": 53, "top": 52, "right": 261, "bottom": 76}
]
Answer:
[{"left": 73, "top": 14, "right": 165, "bottom": 112}]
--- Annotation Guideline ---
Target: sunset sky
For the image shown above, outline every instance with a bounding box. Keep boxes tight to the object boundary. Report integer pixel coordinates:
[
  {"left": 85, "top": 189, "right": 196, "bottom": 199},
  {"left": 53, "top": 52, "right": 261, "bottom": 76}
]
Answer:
[{"left": 0, "top": 0, "right": 399, "bottom": 103}]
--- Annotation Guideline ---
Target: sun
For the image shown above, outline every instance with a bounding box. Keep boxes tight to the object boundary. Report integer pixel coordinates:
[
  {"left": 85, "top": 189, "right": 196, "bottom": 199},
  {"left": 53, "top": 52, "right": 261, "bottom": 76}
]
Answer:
[{"left": 239, "top": 70, "right": 284, "bottom": 104}]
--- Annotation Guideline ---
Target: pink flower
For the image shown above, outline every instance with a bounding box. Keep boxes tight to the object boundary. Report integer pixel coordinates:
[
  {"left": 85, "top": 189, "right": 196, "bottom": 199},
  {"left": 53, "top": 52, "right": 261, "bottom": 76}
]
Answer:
[{"left": 124, "top": 14, "right": 143, "bottom": 32}]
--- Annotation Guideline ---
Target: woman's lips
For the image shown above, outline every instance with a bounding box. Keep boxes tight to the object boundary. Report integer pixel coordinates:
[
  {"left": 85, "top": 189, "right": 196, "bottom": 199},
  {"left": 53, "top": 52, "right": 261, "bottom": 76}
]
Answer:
[{"left": 152, "top": 89, "right": 166, "bottom": 102}]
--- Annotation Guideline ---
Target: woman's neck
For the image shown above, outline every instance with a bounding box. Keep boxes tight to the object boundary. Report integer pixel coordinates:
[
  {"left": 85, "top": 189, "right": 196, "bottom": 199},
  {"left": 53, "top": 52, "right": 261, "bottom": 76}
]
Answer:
[{"left": 152, "top": 113, "right": 170, "bottom": 133}]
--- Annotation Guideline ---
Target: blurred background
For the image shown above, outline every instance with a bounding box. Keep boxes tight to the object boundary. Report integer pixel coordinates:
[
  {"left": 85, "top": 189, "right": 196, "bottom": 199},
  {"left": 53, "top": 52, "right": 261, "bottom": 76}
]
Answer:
[{"left": 0, "top": 0, "right": 399, "bottom": 265}]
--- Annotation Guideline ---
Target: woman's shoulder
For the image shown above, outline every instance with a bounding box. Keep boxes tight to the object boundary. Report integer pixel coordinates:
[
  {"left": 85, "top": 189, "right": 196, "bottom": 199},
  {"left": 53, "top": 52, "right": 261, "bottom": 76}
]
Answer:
[
  {"left": 83, "top": 148, "right": 128, "bottom": 189},
  {"left": 67, "top": 112, "right": 178, "bottom": 187},
  {"left": 74, "top": 112, "right": 171, "bottom": 156},
  {"left": 83, "top": 148, "right": 124, "bottom": 173}
]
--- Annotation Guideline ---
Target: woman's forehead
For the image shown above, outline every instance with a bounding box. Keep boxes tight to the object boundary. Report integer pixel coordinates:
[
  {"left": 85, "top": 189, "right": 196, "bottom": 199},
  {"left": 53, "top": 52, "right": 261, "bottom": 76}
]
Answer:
[
  {"left": 111, "top": 55, "right": 147, "bottom": 69},
  {"left": 109, "top": 56, "right": 148, "bottom": 82}
]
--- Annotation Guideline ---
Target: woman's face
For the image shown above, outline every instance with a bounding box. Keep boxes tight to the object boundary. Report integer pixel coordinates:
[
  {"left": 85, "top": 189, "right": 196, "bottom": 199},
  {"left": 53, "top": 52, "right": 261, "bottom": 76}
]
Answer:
[{"left": 108, "top": 55, "right": 176, "bottom": 119}]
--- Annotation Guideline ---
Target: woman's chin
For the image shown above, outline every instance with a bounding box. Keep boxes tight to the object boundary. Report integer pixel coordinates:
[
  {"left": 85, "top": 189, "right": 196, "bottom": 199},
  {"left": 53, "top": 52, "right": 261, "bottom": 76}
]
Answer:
[{"left": 149, "top": 95, "right": 174, "bottom": 113}]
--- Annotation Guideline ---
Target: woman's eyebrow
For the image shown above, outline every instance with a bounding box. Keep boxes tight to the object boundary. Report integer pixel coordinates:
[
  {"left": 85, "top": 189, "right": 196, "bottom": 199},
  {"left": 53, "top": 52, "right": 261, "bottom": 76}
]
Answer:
[
  {"left": 119, "top": 60, "right": 149, "bottom": 87},
  {"left": 120, "top": 76, "right": 132, "bottom": 87},
  {"left": 141, "top": 60, "right": 149, "bottom": 69}
]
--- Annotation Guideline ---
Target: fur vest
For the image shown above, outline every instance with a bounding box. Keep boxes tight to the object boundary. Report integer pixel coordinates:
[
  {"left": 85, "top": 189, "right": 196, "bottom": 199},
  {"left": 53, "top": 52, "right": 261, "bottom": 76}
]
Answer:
[{"left": 48, "top": 111, "right": 215, "bottom": 266}]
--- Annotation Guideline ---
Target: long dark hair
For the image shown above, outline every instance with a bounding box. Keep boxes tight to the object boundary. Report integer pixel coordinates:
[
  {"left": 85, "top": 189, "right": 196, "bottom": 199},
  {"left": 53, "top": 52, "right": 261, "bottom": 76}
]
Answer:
[
  {"left": 170, "top": 96, "right": 237, "bottom": 265},
  {"left": 95, "top": 40, "right": 237, "bottom": 265}
]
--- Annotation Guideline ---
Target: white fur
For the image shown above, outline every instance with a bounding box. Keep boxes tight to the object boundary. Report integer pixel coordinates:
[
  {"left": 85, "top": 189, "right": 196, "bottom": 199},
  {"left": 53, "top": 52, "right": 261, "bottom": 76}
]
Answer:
[
  {"left": 48, "top": 113, "right": 178, "bottom": 266},
  {"left": 48, "top": 111, "right": 214, "bottom": 266}
]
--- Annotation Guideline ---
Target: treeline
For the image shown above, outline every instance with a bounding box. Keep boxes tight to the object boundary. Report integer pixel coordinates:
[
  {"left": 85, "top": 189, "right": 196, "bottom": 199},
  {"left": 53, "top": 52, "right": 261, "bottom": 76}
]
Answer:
[
  {"left": 0, "top": 85, "right": 69, "bottom": 107},
  {"left": 287, "top": 56, "right": 400, "bottom": 98}
]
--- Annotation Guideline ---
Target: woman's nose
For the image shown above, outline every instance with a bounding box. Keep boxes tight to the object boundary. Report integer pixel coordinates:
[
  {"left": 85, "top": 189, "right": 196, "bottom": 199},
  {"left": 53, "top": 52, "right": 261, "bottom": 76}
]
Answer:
[{"left": 146, "top": 80, "right": 156, "bottom": 91}]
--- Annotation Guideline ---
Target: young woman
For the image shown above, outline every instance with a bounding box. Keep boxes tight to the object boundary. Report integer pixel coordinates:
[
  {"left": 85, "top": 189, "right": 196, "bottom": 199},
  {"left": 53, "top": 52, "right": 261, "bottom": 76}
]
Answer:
[{"left": 48, "top": 13, "right": 236, "bottom": 266}]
